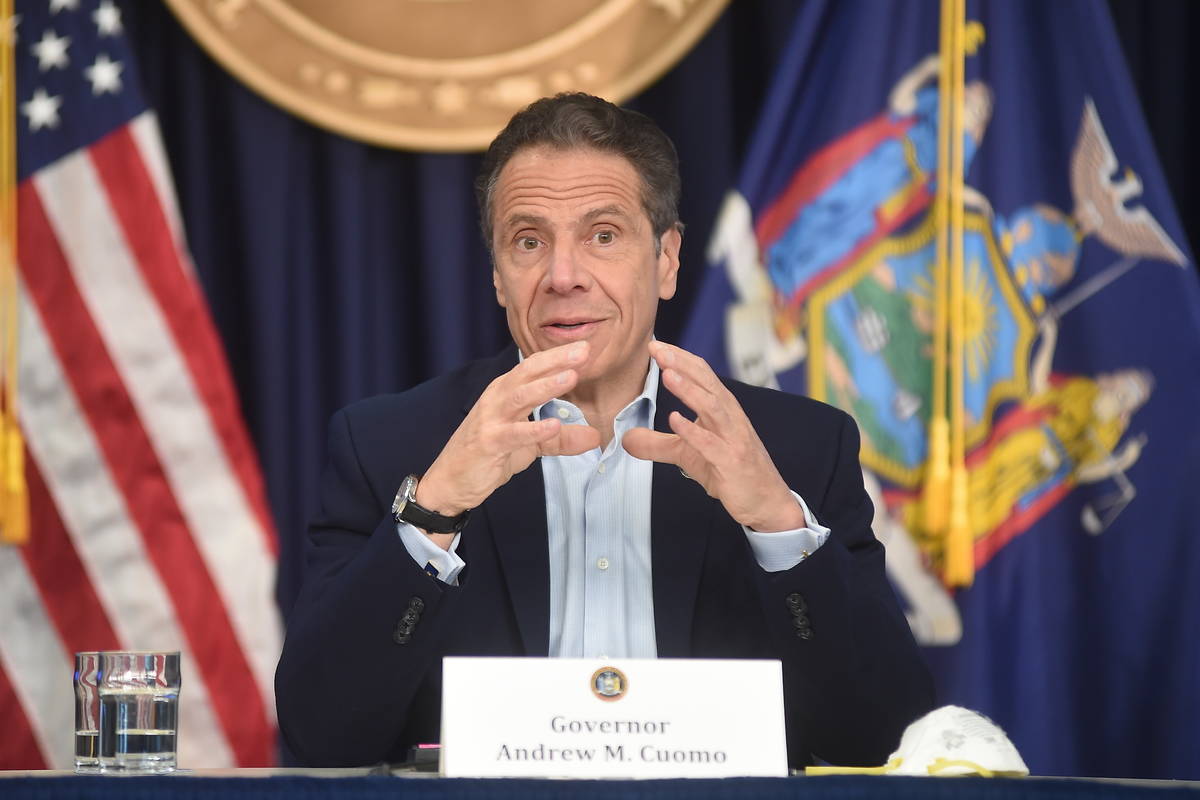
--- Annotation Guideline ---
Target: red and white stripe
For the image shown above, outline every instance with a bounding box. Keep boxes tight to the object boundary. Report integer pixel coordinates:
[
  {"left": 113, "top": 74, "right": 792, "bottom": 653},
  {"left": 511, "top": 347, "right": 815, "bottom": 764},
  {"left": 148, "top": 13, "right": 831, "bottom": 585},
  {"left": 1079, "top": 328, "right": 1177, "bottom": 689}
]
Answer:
[{"left": 0, "top": 112, "right": 280, "bottom": 769}]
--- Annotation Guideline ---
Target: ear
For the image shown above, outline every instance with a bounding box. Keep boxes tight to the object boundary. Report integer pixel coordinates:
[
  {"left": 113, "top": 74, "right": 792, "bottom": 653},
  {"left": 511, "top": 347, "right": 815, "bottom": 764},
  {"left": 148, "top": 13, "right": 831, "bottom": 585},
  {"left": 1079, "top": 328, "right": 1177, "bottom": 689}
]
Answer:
[
  {"left": 656, "top": 224, "right": 682, "bottom": 301},
  {"left": 493, "top": 265, "right": 508, "bottom": 308}
]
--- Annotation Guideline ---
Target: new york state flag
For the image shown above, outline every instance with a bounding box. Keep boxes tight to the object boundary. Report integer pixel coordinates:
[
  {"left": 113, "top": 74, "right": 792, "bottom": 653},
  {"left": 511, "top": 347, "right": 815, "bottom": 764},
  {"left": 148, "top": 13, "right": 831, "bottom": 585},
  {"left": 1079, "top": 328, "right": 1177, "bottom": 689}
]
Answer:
[{"left": 685, "top": 0, "right": 1200, "bottom": 779}]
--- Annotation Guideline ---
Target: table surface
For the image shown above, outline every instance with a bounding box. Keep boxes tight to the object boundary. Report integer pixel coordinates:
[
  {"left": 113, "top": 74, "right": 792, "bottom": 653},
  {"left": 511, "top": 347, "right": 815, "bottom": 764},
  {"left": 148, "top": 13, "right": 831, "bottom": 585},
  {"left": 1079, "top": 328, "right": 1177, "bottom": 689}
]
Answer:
[{"left": 2, "top": 769, "right": 1199, "bottom": 800}]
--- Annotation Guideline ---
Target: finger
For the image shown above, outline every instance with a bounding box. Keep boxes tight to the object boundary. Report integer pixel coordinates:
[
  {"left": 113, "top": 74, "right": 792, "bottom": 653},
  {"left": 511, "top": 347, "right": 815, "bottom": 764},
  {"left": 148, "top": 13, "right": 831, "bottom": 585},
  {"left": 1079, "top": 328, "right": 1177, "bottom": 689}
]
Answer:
[
  {"left": 650, "top": 341, "right": 724, "bottom": 396},
  {"left": 667, "top": 411, "right": 730, "bottom": 467},
  {"left": 491, "top": 417, "right": 563, "bottom": 451},
  {"left": 660, "top": 367, "right": 732, "bottom": 429},
  {"left": 512, "top": 340, "right": 590, "bottom": 381},
  {"left": 505, "top": 368, "right": 579, "bottom": 419},
  {"left": 622, "top": 427, "right": 685, "bottom": 466},
  {"left": 540, "top": 423, "right": 601, "bottom": 457}
]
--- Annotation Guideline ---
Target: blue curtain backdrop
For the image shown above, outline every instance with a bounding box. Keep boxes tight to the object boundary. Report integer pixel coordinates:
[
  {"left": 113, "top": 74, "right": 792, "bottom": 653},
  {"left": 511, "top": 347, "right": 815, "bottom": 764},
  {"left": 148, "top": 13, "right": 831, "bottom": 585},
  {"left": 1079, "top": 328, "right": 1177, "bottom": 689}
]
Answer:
[{"left": 121, "top": 0, "right": 1197, "bottom": 770}]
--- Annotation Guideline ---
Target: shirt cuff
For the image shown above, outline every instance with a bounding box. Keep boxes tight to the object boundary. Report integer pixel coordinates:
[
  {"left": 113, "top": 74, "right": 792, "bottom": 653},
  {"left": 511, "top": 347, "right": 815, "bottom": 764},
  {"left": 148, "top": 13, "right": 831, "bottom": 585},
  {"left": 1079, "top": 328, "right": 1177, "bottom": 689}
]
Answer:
[
  {"left": 397, "top": 522, "right": 465, "bottom": 585},
  {"left": 742, "top": 491, "right": 831, "bottom": 573}
]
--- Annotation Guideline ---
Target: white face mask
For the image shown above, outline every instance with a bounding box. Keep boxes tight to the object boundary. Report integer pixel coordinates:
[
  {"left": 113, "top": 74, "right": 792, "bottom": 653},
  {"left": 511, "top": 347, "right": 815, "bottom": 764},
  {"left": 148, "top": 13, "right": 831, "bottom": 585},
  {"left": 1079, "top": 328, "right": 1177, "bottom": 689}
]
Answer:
[{"left": 807, "top": 705, "right": 1030, "bottom": 777}]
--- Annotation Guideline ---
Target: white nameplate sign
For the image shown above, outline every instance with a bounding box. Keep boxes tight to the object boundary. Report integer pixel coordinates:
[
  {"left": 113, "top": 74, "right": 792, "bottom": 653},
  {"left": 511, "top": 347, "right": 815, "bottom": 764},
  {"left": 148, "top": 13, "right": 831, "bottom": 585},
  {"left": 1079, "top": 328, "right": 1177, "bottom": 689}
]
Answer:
[{"left": 440, "top": 657, "right": 787, "bottom": 778}]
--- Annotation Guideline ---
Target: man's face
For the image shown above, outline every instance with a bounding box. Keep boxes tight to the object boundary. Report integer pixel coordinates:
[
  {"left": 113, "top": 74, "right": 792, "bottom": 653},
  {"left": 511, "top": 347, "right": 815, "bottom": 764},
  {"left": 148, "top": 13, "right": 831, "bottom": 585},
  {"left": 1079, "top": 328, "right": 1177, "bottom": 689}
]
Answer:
[{"left": 490, "top": 146, "right": 681, "bottom": 390}]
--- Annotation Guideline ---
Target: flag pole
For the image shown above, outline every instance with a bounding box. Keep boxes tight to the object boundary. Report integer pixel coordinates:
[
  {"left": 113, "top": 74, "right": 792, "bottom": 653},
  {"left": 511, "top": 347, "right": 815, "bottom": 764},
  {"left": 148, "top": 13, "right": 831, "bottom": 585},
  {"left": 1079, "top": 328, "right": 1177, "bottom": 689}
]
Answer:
[
  {"left": 922, "top": 0, "right": 954, "bottom": 542},
  {"left": 945, "top": 0, "right": 974, "bottom": 586},
  {"left": 0, "top": 0, "right": 27, "bottom": 547}
]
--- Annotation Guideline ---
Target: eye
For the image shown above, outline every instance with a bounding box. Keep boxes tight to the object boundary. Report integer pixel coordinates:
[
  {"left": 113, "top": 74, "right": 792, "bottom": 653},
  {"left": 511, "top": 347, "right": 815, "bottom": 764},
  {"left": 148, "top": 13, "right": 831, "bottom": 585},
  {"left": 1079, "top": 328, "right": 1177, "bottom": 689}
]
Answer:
[
  {"left": 517, "top": 236, "right": 540, "bottom": 251},
  {"left": 593, "top": 230, "right": 615, "bottom": 245}
]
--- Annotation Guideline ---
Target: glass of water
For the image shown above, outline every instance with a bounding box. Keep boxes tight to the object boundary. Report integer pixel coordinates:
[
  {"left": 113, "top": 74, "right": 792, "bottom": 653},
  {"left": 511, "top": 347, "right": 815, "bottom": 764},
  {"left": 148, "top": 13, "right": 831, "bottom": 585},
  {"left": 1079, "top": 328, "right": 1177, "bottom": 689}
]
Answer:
[
  {"left": 98, "top": 651, "right": 181, "bottom": 774},
  {"left": 73, "top": 652, "right": 101, "bottom": 772}
]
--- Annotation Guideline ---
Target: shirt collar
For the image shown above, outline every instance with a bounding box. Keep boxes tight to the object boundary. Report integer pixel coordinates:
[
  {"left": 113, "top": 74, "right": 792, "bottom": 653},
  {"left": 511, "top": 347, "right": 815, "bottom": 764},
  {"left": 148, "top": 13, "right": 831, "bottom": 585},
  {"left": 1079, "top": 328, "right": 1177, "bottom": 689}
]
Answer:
[
  {"left": 615, "top": 357, "right": 658, "bottom": 431},
  {"left": 525, "top": 348, "right": 659, "bottom": 433}
]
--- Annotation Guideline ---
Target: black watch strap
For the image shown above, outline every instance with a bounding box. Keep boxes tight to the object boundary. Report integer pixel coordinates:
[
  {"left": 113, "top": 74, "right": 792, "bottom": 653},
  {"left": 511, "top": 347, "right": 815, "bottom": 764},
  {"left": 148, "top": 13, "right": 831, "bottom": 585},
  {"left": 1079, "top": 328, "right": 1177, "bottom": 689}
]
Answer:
[{"left": 392, "top": 474, "right": 471, "bottom": 534}]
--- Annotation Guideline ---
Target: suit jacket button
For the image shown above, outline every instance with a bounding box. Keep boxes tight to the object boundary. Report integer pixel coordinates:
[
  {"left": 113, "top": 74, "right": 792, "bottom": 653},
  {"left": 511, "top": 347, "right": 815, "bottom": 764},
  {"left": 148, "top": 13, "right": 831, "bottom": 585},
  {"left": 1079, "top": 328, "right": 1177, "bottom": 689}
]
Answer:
[
  {"left": 785, "top": 592, "right": 806, "bottom": 612},
  {"left": 394, "top": 619, "right": 416, "bottom": 643},
  {"left": 792, "top": 615, "right": 810, "bottom": 629},
  {"left": 409, "top": 596, "right": 425, "bottom": 612},
  {"left": 796, "top": 627, "right": 814, "bottom": 640}
]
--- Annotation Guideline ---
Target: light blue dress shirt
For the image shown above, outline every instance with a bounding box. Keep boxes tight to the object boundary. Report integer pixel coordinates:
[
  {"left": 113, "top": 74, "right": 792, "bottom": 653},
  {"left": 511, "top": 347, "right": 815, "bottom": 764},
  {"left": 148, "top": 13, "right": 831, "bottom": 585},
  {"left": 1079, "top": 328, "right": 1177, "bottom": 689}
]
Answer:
[{"left": 397, "top": 358, "right": 830, "bottom": 658}]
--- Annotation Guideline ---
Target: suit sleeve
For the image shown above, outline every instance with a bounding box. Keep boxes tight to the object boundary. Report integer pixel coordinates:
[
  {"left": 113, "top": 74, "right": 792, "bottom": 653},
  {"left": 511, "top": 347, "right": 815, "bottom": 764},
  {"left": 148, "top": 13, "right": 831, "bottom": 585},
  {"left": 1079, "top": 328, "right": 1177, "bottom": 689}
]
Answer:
[
  {"left": 761, "top": 411, "right": 936, "bottom": 767},
  {"left": 274, "top": 408, "right": 460, "bottom": 766}
]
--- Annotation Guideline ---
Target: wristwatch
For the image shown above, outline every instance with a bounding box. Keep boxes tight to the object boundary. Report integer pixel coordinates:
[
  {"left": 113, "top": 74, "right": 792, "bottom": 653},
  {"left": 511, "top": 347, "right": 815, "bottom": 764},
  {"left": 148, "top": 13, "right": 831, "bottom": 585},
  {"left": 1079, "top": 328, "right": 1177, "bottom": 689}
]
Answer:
[{"left": 391, "top": 474, "right": 471, "bottom": 534}]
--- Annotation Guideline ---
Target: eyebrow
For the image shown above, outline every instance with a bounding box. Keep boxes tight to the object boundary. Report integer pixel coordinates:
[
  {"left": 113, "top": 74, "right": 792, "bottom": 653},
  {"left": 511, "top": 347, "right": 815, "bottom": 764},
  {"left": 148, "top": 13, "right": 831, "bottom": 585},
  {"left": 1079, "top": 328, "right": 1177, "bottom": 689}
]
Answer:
[
  {"left": 501, "top": 205, "right": 633, "bottom": 233},
  {"left": 579, "top": 205, "right": 629, "bottom": 225},
  {"left": 502, "top": 213, "right": 548, "bottom": 231}
]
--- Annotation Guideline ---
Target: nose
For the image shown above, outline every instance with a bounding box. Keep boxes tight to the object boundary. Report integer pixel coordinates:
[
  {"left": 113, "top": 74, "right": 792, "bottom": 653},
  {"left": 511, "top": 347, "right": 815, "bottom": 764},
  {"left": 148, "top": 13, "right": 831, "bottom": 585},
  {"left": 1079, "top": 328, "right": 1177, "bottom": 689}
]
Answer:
[{"left": 544, "top": 242, "right": 591, "bottom": 294}]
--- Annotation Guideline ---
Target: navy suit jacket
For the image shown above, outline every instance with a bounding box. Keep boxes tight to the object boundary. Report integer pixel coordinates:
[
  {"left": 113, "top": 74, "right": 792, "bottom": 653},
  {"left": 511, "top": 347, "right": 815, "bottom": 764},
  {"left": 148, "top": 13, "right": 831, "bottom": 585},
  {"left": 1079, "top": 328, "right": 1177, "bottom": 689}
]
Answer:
[{"left": 275, "top": 346, "right": 934, "bottom": 768}]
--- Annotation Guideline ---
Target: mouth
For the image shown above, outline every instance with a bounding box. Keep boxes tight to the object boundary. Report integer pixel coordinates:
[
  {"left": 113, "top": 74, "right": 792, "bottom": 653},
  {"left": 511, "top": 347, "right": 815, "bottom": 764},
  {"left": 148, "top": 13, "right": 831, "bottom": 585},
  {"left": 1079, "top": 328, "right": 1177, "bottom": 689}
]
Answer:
[{"left": 541, "top": 318, "right": 603, "bottom": 340}]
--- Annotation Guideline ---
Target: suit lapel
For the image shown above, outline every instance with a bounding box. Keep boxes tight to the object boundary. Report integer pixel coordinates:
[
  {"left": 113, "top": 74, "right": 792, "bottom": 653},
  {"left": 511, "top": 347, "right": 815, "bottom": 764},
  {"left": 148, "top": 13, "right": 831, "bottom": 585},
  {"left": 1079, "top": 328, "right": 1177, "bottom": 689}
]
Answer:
[
  {"left": 483, "top": 462, "right": 551, "bottom": 656},
  {"left": 650, "top": 383, "right": 716, "bottom": 658},
  {"left": 468, "top": 345, "right": 551, "bottom": 656}
]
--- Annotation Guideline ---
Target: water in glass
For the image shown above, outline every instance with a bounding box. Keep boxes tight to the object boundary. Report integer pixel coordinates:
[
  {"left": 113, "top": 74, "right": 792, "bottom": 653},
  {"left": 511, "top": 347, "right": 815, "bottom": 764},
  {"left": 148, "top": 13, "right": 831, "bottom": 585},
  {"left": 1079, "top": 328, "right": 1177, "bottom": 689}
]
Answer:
[{"left": 98, "top": 651, "right": 181, "bottom": 774}]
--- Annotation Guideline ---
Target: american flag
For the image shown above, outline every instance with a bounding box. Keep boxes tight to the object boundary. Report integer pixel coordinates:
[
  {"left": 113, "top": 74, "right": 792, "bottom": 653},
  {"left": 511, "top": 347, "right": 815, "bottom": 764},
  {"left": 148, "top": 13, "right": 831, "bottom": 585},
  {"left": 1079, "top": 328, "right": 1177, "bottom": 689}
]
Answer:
[{"left": 0, "top": 0, "right": 280, "bottom": 768}]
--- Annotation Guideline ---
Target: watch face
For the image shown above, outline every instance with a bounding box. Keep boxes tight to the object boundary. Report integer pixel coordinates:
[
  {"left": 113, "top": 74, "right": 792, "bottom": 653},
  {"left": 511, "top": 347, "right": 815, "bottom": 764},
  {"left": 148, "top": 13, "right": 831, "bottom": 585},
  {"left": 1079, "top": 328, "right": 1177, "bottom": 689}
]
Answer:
[
  {"left": 392, "top": 473, "right": 469, "bottom": 533},
  {"left": 393, "top": 474, "right": 419, "bottom": 517}
]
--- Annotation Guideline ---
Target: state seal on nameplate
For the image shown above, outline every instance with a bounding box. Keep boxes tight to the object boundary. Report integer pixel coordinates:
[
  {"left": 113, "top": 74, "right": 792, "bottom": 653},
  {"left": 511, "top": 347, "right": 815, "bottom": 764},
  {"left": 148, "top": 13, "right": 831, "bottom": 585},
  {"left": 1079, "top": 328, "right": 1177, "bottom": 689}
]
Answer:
[{"left": 590, "top": 666, "right": 628, "bottom": 702}]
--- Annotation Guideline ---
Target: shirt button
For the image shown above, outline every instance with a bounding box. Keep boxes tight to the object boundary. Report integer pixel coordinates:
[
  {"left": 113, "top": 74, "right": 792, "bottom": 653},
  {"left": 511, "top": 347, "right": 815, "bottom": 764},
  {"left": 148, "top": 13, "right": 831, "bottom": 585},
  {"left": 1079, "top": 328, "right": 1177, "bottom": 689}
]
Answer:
[
  {"left": 597, "top": 462, "right": 606, "bottom": 474},
  {"left": 557, "top": 407, "right": 570, "bottom": 420},
  {"left": 597, "top": 557, "right": 610, "bottom": 571}
]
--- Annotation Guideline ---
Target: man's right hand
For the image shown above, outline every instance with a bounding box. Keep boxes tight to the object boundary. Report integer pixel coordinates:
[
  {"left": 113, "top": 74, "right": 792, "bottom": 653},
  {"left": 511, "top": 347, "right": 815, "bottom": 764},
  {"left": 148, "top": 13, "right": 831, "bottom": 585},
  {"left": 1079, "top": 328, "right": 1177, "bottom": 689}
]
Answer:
[{"left": 413, "top": 341, "right": 600, "bottom": 549}]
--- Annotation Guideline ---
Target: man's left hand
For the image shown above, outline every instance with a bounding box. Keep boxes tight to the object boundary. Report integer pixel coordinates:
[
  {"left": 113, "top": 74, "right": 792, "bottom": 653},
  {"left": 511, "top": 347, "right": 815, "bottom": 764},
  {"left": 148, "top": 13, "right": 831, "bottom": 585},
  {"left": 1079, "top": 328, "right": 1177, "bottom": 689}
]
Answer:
[{"left": 623, "top": 341, "right": 806, "bottom": 533}]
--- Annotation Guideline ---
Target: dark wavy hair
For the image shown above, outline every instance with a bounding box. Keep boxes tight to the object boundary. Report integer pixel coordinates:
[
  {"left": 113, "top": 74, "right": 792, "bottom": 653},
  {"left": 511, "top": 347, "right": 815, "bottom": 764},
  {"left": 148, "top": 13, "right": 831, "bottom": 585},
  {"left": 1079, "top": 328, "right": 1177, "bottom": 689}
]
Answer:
[{"left": 475, "top": 92, "right": 682, "bottom": 255}]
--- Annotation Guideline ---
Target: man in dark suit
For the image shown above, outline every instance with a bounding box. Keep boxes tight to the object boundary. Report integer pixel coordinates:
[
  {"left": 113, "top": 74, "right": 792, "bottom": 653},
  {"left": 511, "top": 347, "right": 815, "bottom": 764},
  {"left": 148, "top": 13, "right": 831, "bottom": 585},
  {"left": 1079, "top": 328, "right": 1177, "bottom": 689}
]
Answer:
[{"left": 275, "top": 93, "right": 934, "bottom": 769}]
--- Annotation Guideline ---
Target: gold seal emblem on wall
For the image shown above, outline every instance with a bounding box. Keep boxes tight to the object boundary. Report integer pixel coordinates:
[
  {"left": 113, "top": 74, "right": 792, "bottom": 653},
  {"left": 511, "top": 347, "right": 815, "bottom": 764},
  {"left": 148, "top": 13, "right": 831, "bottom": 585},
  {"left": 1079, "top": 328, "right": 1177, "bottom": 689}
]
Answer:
[{"left": 163, "top": 0, "right": 730, "bottom": 151}]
